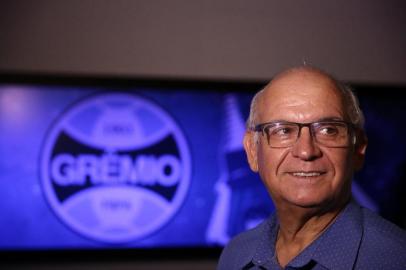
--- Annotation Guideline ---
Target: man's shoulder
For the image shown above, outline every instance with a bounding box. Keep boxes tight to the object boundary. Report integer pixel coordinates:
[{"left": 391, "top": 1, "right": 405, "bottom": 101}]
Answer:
[
  {"left": 361, "top": 206, "right": 406, "bottom": 246},
  {"left": 217, "top": 217, "right": 272, "bottom": 270},
  {"left": 356, "top": 206, "right": 406, "bottom": 268},
  {"left": 225, "top": 218, "right": 267, "bottom": 249}
]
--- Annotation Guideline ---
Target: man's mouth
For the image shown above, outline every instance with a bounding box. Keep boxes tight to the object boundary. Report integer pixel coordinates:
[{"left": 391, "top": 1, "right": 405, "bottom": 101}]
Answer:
[{"left": 290, "top": 171, "right": 325, "bottom": 177}]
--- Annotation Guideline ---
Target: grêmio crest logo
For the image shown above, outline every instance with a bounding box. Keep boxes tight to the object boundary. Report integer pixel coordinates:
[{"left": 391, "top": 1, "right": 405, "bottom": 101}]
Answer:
[{"left": 40, "top": 92, "right": 191, "bottom": 243}]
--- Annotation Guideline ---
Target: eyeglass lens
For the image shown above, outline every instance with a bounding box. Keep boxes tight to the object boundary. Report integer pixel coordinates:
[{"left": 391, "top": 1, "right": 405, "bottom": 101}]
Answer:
[{"left": 263, "top": 122, "right": 350, "bottom": 148}]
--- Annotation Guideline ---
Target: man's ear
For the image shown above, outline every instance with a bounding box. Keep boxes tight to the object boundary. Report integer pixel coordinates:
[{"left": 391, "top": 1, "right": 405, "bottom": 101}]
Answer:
[
  {"left": 243, "top": 131, "right": 259, "bottom": 172},
  {"left": 353, "top": 131, "right": 368, "bottom": 171}
]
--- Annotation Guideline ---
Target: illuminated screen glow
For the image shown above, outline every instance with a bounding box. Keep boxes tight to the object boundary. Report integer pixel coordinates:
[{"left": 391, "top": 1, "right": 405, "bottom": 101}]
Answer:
[{"left": 0, "top": 82, "right": 404, "bottom": 250}]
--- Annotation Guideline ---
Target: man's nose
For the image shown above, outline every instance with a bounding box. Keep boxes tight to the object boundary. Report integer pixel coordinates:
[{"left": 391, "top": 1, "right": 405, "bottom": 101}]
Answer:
[{"left": 291, "top": 127, "right": 322, "bottom": 160}]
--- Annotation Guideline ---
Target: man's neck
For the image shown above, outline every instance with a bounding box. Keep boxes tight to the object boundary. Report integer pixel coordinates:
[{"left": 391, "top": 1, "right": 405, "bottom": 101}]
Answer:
[{"left": 274, "top": 200, "right": 348, "bottom": 267}]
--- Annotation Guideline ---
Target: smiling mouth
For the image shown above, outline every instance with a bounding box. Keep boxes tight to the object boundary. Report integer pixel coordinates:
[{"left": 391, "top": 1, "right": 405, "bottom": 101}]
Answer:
[{"left": 289, "top": 171, "right": 326, "bottom": 177}]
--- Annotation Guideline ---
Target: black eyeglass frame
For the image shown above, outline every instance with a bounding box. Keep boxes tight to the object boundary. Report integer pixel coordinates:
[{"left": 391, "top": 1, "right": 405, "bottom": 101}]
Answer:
[{"left": 252, "top": 120, "right": 357, "bottom": 148}]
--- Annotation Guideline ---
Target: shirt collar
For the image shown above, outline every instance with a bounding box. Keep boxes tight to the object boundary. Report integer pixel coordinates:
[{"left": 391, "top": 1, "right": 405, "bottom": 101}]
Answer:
[
  {"left": 240, "top": 200, "right": 363, "bottom": 270},
  {"left": 251, "top": 214, "right": 278, "bottom": 267},
  {"left": 309, "top": 200, "right": 363, "bottom": 270}
]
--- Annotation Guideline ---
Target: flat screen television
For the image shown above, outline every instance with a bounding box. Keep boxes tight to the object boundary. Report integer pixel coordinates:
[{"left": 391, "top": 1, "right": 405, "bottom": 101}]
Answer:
[{"left": 0, "top": 74, "right": 405, "bottom": 263}]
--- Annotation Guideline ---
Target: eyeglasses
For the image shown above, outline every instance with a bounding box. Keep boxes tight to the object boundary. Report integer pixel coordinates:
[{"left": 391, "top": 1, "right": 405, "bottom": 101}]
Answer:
[{"left": 253, "top": 120, "right": 355, "bottom": 148}]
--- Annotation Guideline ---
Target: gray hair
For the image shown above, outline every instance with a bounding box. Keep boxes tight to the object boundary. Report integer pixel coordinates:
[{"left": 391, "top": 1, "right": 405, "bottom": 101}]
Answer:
[{"left": 246, "top": 68, "right": 365, "bottom": 132}]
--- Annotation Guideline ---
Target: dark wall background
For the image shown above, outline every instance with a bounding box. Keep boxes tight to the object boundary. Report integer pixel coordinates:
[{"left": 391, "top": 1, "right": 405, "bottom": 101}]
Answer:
[{"left": 0, "top": 0, "right": 405, "bottom": 84}]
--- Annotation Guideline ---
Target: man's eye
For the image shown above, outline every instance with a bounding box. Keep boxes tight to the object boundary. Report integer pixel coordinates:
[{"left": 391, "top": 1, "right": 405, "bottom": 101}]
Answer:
[
  {"left": 318, "top": 125, "right": 339, "bottom": 135},
  {"left": 271, "top": 126, "right": 294, "bottom": 136}
]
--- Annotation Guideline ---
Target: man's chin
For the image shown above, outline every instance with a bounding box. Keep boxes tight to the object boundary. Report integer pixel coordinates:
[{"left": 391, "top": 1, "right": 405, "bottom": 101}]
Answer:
[
  {"left": 292, "top": 201, "right": 324, "bottom": 209},
  {"left": 284, "top": 196, "right": 348, "bottom": 214},
  {"left": 284, "top": 196, "right": 333, "bottom": 210}
]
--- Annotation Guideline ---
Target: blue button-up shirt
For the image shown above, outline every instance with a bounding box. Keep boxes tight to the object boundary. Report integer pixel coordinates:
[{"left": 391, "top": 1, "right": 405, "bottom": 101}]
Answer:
[{"left": 218, "top": 201, "right": 406, "bottom": 269}]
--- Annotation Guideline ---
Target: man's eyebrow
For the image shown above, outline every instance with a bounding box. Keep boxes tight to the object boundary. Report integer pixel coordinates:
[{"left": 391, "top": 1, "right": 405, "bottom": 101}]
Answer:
[
  {"left": 317, "top": 117, "right": 345, "bottom": 122},
  {"left": 258, "top": 117, "right": 346, "bottom": 125}
]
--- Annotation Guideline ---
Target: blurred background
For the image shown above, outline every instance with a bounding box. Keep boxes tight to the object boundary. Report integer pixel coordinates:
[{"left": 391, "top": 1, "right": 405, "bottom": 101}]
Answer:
[{"left": 0, "top": 0, "right": 405, "bottom": 269}]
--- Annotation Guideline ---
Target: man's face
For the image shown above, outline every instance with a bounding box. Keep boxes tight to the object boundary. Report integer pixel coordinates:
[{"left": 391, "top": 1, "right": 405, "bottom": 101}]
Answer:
[{"left": 244, "top": 70, "right": 366, "bottom": 210}]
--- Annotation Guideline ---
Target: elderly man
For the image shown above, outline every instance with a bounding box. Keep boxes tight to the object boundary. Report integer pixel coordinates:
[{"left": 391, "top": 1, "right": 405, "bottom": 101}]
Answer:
[{"left": 218, "top": 66, "right": 406, "bottom": 269}]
